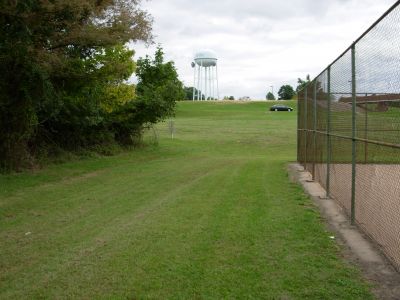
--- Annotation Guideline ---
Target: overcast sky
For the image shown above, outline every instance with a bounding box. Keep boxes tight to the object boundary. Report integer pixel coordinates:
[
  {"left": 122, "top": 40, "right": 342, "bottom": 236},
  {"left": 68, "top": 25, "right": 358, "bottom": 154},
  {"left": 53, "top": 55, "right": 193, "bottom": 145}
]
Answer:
[{"left": 131, "top": 0, "right": 395, "bottom": 99}]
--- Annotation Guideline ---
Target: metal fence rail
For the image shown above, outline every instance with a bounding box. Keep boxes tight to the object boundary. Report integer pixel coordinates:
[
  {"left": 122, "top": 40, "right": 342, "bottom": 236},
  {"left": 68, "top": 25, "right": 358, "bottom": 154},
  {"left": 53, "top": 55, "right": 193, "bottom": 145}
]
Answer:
[{"left": 297, "top": 1, "right": 400, "bottom": 271}]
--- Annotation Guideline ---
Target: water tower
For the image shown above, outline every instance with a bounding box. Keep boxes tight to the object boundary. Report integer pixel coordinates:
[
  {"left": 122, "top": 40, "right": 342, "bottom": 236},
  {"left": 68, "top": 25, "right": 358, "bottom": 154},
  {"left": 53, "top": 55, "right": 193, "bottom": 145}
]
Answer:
[{"left": 192, "top": 50, "right": 219, "bottom": 101}]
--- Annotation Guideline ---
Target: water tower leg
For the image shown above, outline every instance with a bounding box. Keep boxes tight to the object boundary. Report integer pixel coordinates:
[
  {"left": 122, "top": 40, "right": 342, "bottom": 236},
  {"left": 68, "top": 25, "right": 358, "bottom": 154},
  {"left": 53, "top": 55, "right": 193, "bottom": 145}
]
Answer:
[
  {"left": 203, "top": 67, "right": 206, "bottom": 101},
  {"left": 206, "top": 67, "right": 210, "bottom": 100},
  {"left": 211, "top": 67, "right": 215, "bottom": 100},
  {"left": 214, "top": 66, "right": 217, "bottom": 100},
  {"left": 206, "top": 67, "right": 209, "bottom": 101},
  {"left": 201, "top": 61, "right": 204, "bottom": 100},
  {"left": 197, "top": 63, "right": 201, "bottom": 100},
  {"left": 210, "top": 67, "right": 212, "bottom": 100},
  {"left": 192, "top": 64, "right": 196, "bottom": 101},
  {"left": 210, "top": 66, "right": 213, "bottom": 100},
  {"left": 216, "top": 65, "right": 220, "bottom": 100},
  {"left": 209, "top": 67, "right": 212, "bottom": 100},
  {"left": 204, "top": 67, "right": 208, "bottom": 100},
  {"left": 206, "top": 68, "right": 208, "bottom": 101}
]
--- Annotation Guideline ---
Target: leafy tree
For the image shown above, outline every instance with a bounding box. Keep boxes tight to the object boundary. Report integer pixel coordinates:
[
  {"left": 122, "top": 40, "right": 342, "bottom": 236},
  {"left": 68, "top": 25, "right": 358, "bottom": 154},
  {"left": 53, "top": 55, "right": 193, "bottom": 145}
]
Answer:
[
  {"left": 135, "top": 46, "right": 184, "bottom": 120},
  {"left": 101, "top": 84, "right": 136, "bottom": 113},
  {"left": 278, "top": 85, "right": 295, "bottom": 100},
  {"left": 266, "top": 92, "right": 275, "bottom": 100},
  {"left": 0, "top": 0, "right": 152, "bottom": 170},
  {"left": 184, "top": 87, "right": 194, "bottom": 100},
  {"left": 111, "top": 46, "right": 184, "bottom": 145},
  {"left": 183, "top": 86, "right": 204, "bottom": 100},
  {"left": 222, "top": 96, "right": 235, "bottom": 100},
  {"left": 296, "top": 75, "right": 311, "bottom": 92},
  {"left": 40, "top": 44, "right": 138, "bottom": 149}
]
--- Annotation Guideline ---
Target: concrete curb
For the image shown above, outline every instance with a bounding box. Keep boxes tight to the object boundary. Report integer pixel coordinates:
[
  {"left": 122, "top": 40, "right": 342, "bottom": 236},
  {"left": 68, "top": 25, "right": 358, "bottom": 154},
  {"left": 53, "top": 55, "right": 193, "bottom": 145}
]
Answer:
[{"left": 288, "top": 163, "right": 400, "bottom": 300}]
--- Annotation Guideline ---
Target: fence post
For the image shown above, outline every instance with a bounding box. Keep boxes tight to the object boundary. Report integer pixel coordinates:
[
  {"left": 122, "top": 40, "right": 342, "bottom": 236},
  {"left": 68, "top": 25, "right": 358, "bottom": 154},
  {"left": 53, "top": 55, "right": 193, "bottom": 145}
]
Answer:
[
  {"left": 297, "top": 93, "right": 300, "bottom": 163},
  {"left": 326, "top": 66, "right": 331, "bottom": 198},
  {"left": 312, "top": 80, "right": 317, "bottom": 179},
  {"left": 364, "top": 93, "right": 368, "bottom": 163},
  {"left": 351, "top": 44, "right": 357, "bottom": 225},
  {"left": 304, "top": 86, "right": 308, "bottom": 168}
]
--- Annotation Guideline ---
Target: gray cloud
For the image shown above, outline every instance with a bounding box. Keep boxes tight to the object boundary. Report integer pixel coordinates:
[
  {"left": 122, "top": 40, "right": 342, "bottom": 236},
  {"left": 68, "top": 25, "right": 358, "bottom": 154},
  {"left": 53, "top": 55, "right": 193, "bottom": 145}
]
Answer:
[{"left": 132, "top": 0, "right": 395, "bottom": 99}]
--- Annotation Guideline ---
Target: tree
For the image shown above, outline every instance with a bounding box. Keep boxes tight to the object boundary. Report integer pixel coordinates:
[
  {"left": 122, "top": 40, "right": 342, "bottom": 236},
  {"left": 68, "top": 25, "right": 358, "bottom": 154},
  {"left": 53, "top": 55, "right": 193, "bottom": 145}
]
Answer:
[
  {"left": 111, "top": 46, "right": 184, "bottom": 145},
  {"left": 266, "top": 92, "right": 275, "bottom": 100},
  {"left": 40, "top": 44, "right": 138, "bottom": 150},
  {"left": 183, "top": 86, "right": 204, "bottom": 100},
  {"left": 0, "top": 0, "right": 152, "bottom": 170},
  {"left": 278, "top": 85, "right": 295, "bottom": 100},
  {"left": 184, "top": 87, "right": 194, "bottom": 100},
  {"left": 296, "top": 75, "right": 311, "bottom": 92},
  {"left": 135, "top": 46, "right": 184, "bottom": 121},
  {"left": 223, "top": 96, "right": 235, "bottom": 100}
]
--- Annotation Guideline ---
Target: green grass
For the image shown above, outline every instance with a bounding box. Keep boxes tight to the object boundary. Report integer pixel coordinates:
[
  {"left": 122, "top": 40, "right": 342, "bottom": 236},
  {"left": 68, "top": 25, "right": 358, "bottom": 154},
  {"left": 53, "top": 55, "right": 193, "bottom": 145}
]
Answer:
[{"left": 0, "top": 101, "right": 373, "bottom": 299}]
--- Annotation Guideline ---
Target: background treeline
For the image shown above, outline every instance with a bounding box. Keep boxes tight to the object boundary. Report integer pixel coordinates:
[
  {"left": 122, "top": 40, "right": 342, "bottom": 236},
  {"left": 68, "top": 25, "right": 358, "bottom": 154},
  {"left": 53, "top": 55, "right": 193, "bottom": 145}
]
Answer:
[
  {"left": 0, "top": 0, "right": 184, "bottom": 171},
  {"left": 265, "top": 76, "right": 311, "bottom": 100}
]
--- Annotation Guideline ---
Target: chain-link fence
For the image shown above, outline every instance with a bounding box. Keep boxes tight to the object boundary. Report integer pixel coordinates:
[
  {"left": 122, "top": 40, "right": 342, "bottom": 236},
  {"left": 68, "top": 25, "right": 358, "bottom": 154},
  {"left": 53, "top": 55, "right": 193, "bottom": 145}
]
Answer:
[{"left": 298, "top": 1, "right": 400, "bottom": 271}]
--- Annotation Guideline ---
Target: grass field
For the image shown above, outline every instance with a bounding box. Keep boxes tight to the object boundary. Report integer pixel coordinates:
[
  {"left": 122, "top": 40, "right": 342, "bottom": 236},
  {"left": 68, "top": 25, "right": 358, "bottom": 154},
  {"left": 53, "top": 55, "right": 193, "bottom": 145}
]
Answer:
[{"left": 0, "top": 101, "right": 374, "bottom": 299}]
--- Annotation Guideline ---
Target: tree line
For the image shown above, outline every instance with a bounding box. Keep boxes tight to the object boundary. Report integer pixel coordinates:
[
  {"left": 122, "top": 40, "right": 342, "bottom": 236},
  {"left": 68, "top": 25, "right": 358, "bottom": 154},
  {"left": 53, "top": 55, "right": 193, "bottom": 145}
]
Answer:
[
  {"left": 266, "top": 75, "right": 310, "bottom": 100},
  {"left": 181, "top": 74, "right": 312, "bottom": 102},
  {"left": 0, "top": 0, "right": 184, "bottom": 171}
]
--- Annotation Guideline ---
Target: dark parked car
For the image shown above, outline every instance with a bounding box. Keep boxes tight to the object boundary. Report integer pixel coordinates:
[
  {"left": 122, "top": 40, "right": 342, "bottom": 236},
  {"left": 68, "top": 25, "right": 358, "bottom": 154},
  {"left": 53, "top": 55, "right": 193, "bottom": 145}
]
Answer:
[{"left": 270, "top": 104, "right": 294, "bottom": 112}]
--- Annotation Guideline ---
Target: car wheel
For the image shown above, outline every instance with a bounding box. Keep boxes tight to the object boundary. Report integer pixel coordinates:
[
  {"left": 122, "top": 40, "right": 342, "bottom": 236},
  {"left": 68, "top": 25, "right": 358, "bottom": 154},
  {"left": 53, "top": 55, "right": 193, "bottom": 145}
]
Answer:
[
  {"left": 274, "top": 109, "right": 278, "bottom": 111},
  {"left": 289, "top": 109, "right": 292, "bottom": 112}
]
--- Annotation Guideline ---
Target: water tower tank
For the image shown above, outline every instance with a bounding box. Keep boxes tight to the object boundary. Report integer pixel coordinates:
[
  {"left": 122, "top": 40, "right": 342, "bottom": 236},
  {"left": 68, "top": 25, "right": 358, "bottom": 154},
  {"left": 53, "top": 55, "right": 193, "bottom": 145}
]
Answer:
[{"left": 194, "top": 50, "right": 217, "bottom": 67}]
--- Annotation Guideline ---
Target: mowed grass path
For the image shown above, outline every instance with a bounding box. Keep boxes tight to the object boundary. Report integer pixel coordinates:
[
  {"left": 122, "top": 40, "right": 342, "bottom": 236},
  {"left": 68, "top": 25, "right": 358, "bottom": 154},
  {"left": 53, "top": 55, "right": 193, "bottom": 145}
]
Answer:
[{"left": 0, "top": 101, "right": 373, "bottom": 299}]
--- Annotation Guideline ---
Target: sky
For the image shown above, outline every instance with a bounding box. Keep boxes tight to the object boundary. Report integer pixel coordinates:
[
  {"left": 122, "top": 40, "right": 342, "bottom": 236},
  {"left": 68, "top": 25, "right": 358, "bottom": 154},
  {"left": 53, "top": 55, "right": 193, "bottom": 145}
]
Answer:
[{"left": 131, "top": 0, "right": 395, "bottom": 99}]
